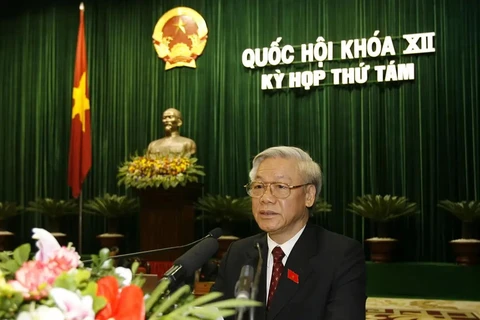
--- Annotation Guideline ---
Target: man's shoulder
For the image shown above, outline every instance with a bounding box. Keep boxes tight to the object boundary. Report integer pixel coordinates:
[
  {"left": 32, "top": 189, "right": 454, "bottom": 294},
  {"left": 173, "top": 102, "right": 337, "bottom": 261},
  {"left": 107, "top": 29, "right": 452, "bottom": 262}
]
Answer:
[
  {"left": 308, "top": 224, "right": 362, "bottom": 250},
  {"left": 306, "top": 224, "right": 365, "bottom": 269}
]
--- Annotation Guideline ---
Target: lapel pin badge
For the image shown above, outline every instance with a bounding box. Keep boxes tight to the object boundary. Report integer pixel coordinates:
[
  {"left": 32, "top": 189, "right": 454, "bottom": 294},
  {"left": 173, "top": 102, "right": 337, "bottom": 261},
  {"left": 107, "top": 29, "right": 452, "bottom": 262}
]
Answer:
[{"left": 287, "top": 269, "right": 299, "bottom": 284}]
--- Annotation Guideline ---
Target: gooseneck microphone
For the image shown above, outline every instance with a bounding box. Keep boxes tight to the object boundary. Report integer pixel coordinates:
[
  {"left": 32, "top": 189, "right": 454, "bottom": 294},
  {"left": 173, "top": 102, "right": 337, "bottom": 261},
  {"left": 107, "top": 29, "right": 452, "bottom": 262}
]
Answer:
[
  {"left": 235, "top": 265, "right": 255, "bottom": 300},
  {"left": 81, "top": 228, "right": 222, "bottom": 263},
  {"left": 235, "top": 264, "right": 255, "bottom": 320},
  {"left": 161, "top": 236, "right": 219, "bottom": 288},
  {"left": 250, "top": 242, "right": 263, "bottom": 320},
  {"left": 145, "top": 235, "right": 221, "bottom": 315}
]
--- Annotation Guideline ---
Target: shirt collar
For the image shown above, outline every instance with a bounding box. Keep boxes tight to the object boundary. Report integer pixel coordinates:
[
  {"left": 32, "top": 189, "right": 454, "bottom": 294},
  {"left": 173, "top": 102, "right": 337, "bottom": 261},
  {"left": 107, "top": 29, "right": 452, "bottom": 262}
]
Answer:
[{"left": 266, "top": 224, "right": 306, "bottom": 260}]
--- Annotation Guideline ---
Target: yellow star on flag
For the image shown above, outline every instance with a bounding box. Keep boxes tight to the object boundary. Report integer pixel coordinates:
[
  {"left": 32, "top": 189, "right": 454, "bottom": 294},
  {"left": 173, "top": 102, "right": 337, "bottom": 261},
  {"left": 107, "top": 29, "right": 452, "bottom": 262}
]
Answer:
[{"left": 72, "top": 72, "right": 90, "bottom": 132}]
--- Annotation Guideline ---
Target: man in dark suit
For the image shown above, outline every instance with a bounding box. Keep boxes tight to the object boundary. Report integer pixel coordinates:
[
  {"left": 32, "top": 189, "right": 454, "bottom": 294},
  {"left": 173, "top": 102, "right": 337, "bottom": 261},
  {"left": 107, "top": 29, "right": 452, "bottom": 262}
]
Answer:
[{"left": 211, "top": 146, "right": 366, "bottom": 320}]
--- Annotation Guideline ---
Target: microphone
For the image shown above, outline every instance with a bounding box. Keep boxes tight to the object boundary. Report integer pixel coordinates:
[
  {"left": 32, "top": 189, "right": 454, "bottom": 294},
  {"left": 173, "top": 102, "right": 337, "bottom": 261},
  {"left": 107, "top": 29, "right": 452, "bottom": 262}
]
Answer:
[
  {"left": 161, "top": 236, "right": 219, "bottom": 288},
  {"left": 81, "top": 228, "right": 222, "bottom": 263},
  {"left": 250, "top": 242, "right": 263, "bottom": 320},
  {"left": 235, "top": 264, "right": 255, "bottom": 320},
  {"left": 205, "top": 227, "right": 223, "bottom": 239},
  {"left": 235, "top": 264, "right": 255, "bottom": 300}
]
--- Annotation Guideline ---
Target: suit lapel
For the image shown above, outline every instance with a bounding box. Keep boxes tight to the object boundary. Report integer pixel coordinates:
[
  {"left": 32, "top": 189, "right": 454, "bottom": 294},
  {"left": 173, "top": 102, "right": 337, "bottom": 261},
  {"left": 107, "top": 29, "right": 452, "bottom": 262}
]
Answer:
[{"left": 267, "top": 225, "right": 318, "bottom": 320}]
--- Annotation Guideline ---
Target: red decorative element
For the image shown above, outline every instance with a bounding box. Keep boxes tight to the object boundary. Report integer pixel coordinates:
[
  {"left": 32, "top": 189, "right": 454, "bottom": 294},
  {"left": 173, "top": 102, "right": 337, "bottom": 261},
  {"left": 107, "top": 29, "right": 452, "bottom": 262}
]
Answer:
[
  {"left": 95, "top": 276, "right": 145, "bottom": 320},
  {"left": 287, "top": 269, "right": 299, "bottom": 284},
  {"left": 267, "top": 247, "right": 285, "bottom": 309},
  {"left": 148, "top": 261, "right": 174, "bottom": 277}
]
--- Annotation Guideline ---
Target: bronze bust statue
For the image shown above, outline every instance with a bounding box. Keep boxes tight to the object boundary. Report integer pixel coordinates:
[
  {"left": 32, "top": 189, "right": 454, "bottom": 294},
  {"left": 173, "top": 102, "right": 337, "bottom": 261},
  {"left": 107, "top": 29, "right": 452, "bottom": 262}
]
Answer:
[{"left": 147, "top": 108, "right": 197, "bottom": 158}]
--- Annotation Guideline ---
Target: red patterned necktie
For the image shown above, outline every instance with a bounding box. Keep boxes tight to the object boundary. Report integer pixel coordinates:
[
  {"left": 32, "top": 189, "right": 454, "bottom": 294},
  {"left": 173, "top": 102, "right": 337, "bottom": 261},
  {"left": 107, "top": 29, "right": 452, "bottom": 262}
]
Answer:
[{"left": 267, "top": 246, "right": 285, "bottom": 309}]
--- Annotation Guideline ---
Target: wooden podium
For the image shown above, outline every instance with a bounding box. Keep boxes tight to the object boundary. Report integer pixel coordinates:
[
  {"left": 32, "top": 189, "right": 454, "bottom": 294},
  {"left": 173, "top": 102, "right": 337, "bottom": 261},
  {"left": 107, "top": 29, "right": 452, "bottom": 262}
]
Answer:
[{"left": 135, "top": 183, "right": 202, "bottom": 261}]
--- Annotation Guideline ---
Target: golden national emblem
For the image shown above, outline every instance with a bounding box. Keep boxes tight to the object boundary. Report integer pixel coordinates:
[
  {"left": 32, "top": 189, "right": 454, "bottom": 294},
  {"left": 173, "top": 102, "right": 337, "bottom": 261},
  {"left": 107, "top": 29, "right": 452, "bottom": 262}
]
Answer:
[{"left": 152, "top": 7, "right": 208, "bottom": 70}]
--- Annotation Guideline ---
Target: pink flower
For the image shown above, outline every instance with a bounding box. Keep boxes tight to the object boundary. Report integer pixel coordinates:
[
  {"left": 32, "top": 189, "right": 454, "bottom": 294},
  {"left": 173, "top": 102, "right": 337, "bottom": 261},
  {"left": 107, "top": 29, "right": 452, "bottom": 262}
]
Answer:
[
  {"left": 8, "top": 228, "right": 82, "bottom": 300},
  {"left": 8, "top": 260, "right": 58, "bottom": 300},
  {"left": 32, "top": 228, "right": 81, "bottom": 273},
  {"left": 47, "top": 246, "right": 82, "bottom": 274},
  {"left": 50, "top": 287, "right": 95, "bottom": 320}
]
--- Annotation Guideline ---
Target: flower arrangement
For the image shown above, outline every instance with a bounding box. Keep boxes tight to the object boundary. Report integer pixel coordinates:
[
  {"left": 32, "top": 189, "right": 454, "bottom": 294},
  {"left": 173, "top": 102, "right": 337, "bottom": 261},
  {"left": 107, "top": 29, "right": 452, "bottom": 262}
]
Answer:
[
  {"left": 117, "top": 154, "right": 205, "bottom": 190},
  {"left": 0, "top": 228, "right": 259, "bottom": 320}
]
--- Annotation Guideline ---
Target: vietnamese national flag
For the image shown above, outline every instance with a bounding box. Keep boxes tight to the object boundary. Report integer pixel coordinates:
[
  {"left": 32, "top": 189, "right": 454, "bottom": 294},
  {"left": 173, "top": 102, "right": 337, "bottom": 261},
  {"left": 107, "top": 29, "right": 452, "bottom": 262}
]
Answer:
[{"left": 68, "top": 2, "right": 91, "bottom": 198}]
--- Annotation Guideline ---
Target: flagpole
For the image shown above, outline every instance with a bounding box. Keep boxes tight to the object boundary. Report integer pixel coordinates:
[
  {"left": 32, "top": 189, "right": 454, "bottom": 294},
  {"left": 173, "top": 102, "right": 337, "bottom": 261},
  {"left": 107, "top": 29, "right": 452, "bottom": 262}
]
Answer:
[
  {"left": 69, "top": 1, "right": 89, "bottom": 256},
  {"left": 79, "top": 191, "right": 83, "bottom": 254}
]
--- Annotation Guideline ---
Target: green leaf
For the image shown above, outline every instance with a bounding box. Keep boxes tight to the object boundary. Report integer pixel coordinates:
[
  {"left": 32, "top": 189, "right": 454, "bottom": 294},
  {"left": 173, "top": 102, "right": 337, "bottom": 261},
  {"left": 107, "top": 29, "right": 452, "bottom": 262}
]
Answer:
[
  {"left": 99, "top": 248, "right": 110, "bottom": 261},
  {"left": 83, "top": 194, "right": 138, "bottom": 218},
  {"left": 25, "top": 198, "right": 78, "bottom": 217},
  {"left": 0, "top": 252, "right": 12, "bottom": 262},
  {"left": 0, "top": 260, "right": 20, "bottom": 274},
  {"left": 347, "top": 194, "right": 418, "bottom": 222},
  {"left": 13, "top": 243, "right": 30, "bottom": 265},
  {"left": 74, "top": 269, "right": 91, "bottom": 287},
  {"left": 203, "top": 298, "right": 262, "bottom": 309},
  {"left": 438, "top": 200, "right": 480, "bottom": 222},
  {"left": 194, "top": 194, "right": 252, "bottom": 223},
  {"left": 93, "top": 296, "right": 107, "bottom": 313},
  {"left": 81, "top": 282, "right": 97, "bottom": 296},
  {"left": 0, "top": 202, "right": 22, "bottom": 220},
  {"left": 53, "top": 273, "right": 77, "bottom": 291}
]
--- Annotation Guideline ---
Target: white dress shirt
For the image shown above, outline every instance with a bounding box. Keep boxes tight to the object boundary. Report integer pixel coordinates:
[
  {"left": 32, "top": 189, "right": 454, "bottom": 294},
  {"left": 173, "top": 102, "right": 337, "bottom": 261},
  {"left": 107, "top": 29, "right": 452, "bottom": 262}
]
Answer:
[{"left": 265, "top": 225, "right": 306, "bottom": 301}]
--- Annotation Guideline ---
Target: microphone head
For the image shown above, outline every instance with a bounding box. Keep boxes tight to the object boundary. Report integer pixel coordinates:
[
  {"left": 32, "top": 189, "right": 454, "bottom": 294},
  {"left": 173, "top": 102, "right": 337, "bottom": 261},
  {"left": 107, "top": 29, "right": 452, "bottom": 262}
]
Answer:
[
  {"left": 240, "top": 264, "right": 255, "bottom": 278},
  {"left": 207, "top": 227, "right": 223, "bottom": 239},
  {"left": 174, "top": 237, "right": 219, "bottom": 277},
  {"left": 235, "top": 264, "right": 255, "bottom": 300}
]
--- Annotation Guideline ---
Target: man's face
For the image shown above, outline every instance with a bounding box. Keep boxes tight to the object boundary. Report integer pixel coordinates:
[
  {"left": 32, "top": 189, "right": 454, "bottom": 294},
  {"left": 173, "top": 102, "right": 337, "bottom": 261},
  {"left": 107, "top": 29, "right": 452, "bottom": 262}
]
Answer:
[
  {"left": 162, "top": 110, "right": 179, "bottom": 132},
  {"left": 251, "top": 157, "right": 315, "bottom": 241}
]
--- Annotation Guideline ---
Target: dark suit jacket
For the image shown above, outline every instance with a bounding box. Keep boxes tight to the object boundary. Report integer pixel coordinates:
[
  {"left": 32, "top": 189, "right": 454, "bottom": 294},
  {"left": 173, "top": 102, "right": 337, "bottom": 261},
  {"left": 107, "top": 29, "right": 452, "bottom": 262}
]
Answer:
[{"left": 211, "top": 223, "right": 366, "bottom": 320}]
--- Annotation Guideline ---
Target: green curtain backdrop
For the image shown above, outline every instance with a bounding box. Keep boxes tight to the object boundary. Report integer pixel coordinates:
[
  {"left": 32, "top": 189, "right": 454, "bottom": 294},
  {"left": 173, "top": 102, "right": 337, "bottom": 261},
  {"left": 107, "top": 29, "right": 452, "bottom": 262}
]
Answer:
[{"left": 0, "top": 0, "right": 479, "bottom": 260}]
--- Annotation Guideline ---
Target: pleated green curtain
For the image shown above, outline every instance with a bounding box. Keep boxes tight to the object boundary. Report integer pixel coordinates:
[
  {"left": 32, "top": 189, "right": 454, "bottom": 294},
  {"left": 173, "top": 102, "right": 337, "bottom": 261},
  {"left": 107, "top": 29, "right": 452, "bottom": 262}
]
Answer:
[{"left": 0, "top": 0, "right": 478, "bottom": 260}]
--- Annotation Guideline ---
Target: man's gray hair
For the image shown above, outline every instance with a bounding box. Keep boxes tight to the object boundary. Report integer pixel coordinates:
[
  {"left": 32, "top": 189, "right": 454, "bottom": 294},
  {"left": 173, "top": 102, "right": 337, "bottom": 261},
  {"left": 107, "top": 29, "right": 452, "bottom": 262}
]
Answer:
[{"left": 249, "top": 146, "right": 323, "bottom": 200}]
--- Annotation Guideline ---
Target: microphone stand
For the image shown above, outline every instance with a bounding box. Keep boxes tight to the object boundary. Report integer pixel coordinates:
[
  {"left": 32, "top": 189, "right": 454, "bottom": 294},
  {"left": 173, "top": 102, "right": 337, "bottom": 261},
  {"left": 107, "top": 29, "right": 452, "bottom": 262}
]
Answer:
[
  {"left": 82, "top": 235, "right": 208, "bottom": 263},
  {"left": 250, "top": 243, "right": 263, "bottom": 320}
]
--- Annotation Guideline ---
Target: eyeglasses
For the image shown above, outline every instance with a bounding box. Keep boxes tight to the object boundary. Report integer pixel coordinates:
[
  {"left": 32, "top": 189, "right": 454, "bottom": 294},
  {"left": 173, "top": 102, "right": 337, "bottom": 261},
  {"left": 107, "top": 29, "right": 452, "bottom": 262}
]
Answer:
[{"left": 244, "top": 181, "right": 310, "bottom": 199}]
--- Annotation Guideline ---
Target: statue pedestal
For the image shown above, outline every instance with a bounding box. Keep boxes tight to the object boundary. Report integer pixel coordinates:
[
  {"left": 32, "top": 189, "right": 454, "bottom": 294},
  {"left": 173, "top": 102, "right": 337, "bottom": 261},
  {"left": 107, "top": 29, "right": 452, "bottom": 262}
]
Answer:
[{"left": 135, "top": 183, "right": 202, "bottom": 261}]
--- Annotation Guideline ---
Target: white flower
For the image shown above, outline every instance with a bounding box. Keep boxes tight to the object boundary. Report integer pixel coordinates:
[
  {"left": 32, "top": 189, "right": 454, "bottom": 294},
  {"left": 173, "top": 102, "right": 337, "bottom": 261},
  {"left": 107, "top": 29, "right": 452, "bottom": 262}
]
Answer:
[
  {"left": 32, "top": 228, "right": 61, "bottom": 263},
  {"left": 50, "top": 288, "right": 95, "bottom": 320},
  {"left": 115, "top": 266, "right": 133, "bottom": 286},
  {"left": 16, "top": 305, "right": 65, "bottom": 320}
]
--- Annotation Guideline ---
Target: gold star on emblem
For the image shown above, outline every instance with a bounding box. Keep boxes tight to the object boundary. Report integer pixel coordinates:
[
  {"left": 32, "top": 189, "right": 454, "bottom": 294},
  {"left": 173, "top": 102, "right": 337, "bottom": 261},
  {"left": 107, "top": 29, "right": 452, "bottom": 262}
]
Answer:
[
  {"left": 174, "top": 17, "right": 186, "bottom": 34},
  {"left": 72, "top": 72, "right": 90, "bottom": 132}
]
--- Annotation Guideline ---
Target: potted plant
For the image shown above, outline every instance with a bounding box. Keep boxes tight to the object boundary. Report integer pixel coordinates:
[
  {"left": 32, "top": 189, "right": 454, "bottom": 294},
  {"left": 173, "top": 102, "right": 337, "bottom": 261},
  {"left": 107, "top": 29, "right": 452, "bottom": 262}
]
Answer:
[
  {"left": 83, "top": 193, "right": 139, "bottom": 251},
  {"left": 194, "top": 194, "right": 252, "bottom": 234},
  {"left": 0, "top": 202, "right": 22, "bottom": 251},
  {"left": 437, "top": 200, "right": 480, "bottom": 265},
  {"left": 25, "top": 198, "right": 78, "bottom": 244},
  {"left": 310, "top": 197, "right": 332, "bottom": 217},
  {"left": 194, "top": 194, "right": 252, "bottom": 258},
  {"left": 347, "top": 194, "right": 419, "bottom": 262},
  {"left": 309, "top": 198, "right": 332, "bottom": 227}
]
